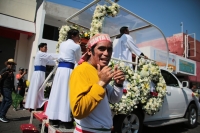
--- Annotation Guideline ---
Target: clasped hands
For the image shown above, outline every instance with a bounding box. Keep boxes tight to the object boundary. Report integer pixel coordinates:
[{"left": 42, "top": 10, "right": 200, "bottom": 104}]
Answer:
[{"left": 97, "top": 64, "right": 125, "bottom": 87}]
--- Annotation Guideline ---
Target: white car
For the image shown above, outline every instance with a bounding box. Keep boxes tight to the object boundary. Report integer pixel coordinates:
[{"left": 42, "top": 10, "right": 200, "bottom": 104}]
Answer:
[{"left": 112, "top": 69, "right": 200, "bottom": 133}]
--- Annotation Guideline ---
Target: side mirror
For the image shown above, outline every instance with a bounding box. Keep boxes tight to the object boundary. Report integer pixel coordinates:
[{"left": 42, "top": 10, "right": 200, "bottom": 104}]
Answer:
[{"left": 182, "top": 81, "right": 189, "bottom": 88}]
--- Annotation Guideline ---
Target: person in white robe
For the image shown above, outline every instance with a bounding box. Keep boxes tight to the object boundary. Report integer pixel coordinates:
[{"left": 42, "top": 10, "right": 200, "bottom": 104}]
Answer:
[
  {"left": 113, "top": 27, "right": 154, "bottom": 93},
  {"left": 25, "top": 43, "right": 58, "bottom": 110},
  {"left": 45, "top": 29, "right": 81, "bottom": 129},
  {"left": 112, "top": 26, "right": 147, "bottom": 68}
]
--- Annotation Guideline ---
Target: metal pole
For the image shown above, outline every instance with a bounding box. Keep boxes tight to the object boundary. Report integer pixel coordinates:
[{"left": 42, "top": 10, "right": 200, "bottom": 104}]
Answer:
[
  {"left": 181, "top": 22, "right": 183, "bottom": 33},
  {"left": 111, "top": 57, "right": 137, "bottom": 65},
  {"left": 38, "top": 64, "right": 58, "bottom": 92}
]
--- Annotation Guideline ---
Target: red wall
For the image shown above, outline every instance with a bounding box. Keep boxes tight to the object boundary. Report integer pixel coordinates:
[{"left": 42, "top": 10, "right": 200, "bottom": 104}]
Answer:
[
  {"left": 167, "top": 33, "right": 184, "bottom": 56},
  {"left": 167, "top": 33, "right": 200, "bottom": 82},
  {"left": 167, "top": 33, "right": 200, "bottom": 62}
]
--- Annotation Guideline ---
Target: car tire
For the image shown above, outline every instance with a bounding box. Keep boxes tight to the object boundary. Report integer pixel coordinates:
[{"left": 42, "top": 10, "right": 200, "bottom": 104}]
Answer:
[
  {"left": 184, "top": 104, "right": 198, "bottom": 128},
  {"left": 112, "top": 110, "right": 143, "bottom": 133}
]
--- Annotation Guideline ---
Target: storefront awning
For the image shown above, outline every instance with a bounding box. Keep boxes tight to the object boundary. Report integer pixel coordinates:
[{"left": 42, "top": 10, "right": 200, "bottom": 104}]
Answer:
[{"left": 0, "top": 14, "right": 35, "bottom": 34}]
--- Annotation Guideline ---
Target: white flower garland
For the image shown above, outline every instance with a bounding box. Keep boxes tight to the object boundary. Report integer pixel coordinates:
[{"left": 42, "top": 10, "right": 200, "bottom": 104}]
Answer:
[
  {"left": 109, "top": 58, "right": 167, "bottom": 115},
  {"left": 90, "top": 3, "right": 120, "bottom": 37},
  {"left": 56, "top": 25, "right": 70, "bottom": 53},
  {"left": 138, "top": 58, "right": 167, "bottom": 115},
  {"left": 109, "top": 60, "right": 140, "bottom": 114},
  {"left": 56, "top": 3, "right": 120, "bottom": 52}
]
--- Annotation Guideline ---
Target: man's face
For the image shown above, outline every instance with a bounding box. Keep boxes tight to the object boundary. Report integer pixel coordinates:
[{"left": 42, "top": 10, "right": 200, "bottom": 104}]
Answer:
[
  {"left": 72, "top": 34, "right": 80, "bottom": 44},
  {"left": 40, "top": 45, "right": 47, "bottom": 52},
  {"left": 19, "top": 69, "right": 24, "bottom": 74},
  {"left": 125, "top": 28, "right": 130, "bottom": 34},
  {"left": 88, "top": 41, "right": 112, "bottom": 69},
  {"left": 7, "top": 63, "right": 14, "bottom": 69},
  {"left": 80, "top": 43, "right": 87, "bottom": 54}
]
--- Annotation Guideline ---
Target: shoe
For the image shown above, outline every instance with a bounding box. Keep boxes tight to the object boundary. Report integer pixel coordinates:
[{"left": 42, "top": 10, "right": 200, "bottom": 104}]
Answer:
[
  {"left": 49, "top": 119, "right": 60, "bottom": 128},
  {"left": 13, "top": 108, "right": 17, "bottom": 111},
  {"left": 59, "top": 121, "right": 74, "bottom": 129},
  {"left": 0, "top": 116, "right": 9, "bottom": 123},
  {"left": 20, "top": 107, "right": 26, "bottom": 110},
  {"left": 39, "top": 124, "right": 42, "bottom": 129},
  {"left": 29, "top": 109, "right": 34, "bottom": 112}
]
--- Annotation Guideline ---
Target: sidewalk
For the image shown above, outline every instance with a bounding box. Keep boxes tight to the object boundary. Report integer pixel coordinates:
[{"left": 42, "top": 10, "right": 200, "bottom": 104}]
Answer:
[{"left": 0, "top": 92, "right": 41, "bottom": 133}]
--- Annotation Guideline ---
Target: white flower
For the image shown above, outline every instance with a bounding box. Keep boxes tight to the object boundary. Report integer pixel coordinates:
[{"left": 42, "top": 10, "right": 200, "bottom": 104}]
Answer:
[
  {"left": 140, "top": 70, "right": 149, "bottom": 77},
  {"left": 119, "top": 62, "right": 125, "bottom": 67}
]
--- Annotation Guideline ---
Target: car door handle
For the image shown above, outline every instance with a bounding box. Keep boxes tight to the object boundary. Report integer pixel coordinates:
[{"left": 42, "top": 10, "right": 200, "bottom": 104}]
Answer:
[{"left": 166, "top": 91, "right": 171, "bottom": 95}]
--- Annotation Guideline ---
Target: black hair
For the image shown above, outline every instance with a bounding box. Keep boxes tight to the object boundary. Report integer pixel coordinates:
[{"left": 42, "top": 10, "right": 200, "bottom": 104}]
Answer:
[
  {"left": 67, "top": 29, "right": 79, "bottom": 40},
  {"left": 116, "top": 26, "right": 128, "bottom": 39},
  {"left": 85, "top": 45, "right": 96, "bottom": 61},
  {"left": 38, "top": 43, "right": 47, "bottom": 50},
  {"left": 91, "top": 45, "right": 96, "bottom": 55},
  {"left": 19, "top": 67, "right": 24, "bottom": 71}
]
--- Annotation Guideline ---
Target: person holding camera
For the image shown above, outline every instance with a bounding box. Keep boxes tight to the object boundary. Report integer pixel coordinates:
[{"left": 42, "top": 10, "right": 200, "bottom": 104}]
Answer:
[
  {"left": 15, "top": 67, "right": 27, "bottom": 110},
  {"left": 0, "top": 59, "right": 16, "bottom": 123}
]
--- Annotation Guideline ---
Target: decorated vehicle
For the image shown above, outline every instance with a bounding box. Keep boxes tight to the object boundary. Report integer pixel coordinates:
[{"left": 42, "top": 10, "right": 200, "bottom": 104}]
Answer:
[
  {"left": 42, "top": 0, "right": 200, "bottom": 132},
  {"left": 112, "top": 67, "right": 200, "bottom": 133}
]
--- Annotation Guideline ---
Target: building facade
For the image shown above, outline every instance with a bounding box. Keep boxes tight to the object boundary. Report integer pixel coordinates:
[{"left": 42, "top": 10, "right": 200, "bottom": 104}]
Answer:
[
  {"left": 167, "top": 33, "right": 200, "bottom": 87},
  {"left": 0, "top": 0, "right": 78, "bottom": 82},
  {"left": 0, "top": 0, "right": 36, "bottom": 73}
]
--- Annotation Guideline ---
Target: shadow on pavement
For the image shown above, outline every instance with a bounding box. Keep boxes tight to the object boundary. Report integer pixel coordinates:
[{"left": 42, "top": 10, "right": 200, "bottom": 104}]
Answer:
[{"left": 11, "top": 116, "right": 30, "bottom": 121}]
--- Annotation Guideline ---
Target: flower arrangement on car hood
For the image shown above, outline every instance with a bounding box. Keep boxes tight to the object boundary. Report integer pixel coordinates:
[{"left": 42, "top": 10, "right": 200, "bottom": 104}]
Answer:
[{"left": 109, "top": 58, "right": 167, "bottom": 115}]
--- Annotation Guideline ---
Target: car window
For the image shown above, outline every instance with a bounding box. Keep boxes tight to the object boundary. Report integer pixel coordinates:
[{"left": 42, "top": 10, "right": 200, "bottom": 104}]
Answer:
[{"left": 161, "top": 70, "right": 179, "bottom": 87}]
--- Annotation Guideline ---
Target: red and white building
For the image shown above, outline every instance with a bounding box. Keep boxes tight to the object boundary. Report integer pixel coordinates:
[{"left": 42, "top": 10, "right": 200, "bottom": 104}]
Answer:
[{"left": 167, "top": 33, "right": 200, "bottom": 87}]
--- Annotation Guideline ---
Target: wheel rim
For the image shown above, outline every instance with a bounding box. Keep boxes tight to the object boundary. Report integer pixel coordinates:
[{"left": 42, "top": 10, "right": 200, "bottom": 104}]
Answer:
[
  {"left": 121, "top": 114, "right": 140, "bottom": 133},
  {"left": 190, "top": 108, "right": 197, "bottom": 125}
]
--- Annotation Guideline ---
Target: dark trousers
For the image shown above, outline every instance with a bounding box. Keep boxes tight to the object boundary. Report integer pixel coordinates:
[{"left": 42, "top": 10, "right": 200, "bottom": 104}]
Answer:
[
  {"left": 16, "top": 86, "right": 25, "bottom": 108},
  {"left": 0, "top": 88, "right": 12, "bottom": 117}
]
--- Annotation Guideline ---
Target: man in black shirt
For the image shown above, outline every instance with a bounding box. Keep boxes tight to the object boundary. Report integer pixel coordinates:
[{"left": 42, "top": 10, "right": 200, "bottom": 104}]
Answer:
[{"left": 0, "top": 59, "right": 16, "bottom": 123}]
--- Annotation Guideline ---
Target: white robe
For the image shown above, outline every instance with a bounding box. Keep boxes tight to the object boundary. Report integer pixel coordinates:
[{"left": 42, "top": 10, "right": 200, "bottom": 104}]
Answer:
[
  {"left": 113, "top": 35, "right": 154, "bottom": 92},
  {"left": 112, "top": 34, "right": 142, "bottom": 89},
  {"left": 112, "top": 34, "right": 142, "bottom": 65},
  {"left": 25, "top": 51, "right": 58, "bottom": 109},
  {"left": 45, "top": 39, "right": 81, "bottom": 122}
]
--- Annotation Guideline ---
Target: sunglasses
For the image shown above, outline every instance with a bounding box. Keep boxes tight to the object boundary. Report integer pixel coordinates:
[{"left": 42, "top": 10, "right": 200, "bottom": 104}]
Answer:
[{"left": 7, "top": 63, "right": 15, "bottom": 65}]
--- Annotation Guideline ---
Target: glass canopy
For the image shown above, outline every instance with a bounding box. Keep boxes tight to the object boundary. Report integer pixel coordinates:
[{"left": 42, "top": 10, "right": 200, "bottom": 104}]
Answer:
[{"left": 66, "top": 0, "right": 169, "bottom": 67}]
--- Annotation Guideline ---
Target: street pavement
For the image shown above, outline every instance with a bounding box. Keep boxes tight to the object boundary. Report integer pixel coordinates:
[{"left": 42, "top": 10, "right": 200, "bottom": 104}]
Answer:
[
  {"left": 0, "top": 92, "right": 41, "bottom": 133},
  {"left": 1, "top": 94, "right": 200, "bottom": 133},
  {"left": 0, "top": 105, "right": 41, "bottom": 133},
  {"left": 142, "top": 117, "right": 200, "bottom": 133},
  {"left": 1, "top": 104, "right": 200, "bottom": 133}
]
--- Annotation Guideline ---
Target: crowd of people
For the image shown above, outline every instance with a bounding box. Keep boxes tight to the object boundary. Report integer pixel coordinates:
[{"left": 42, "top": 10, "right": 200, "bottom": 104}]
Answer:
[
  {"left": 0, "top": 59, "right": 29, "bottom": 122},
  {"left": 0, "top": 26, "right": 149, "bottom": 132}
]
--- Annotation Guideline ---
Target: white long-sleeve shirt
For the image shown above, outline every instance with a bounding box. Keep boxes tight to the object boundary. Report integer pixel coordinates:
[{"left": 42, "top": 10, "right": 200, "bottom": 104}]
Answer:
[{"left": 112, "top": 34, "right": 142, "bottom": 62}]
